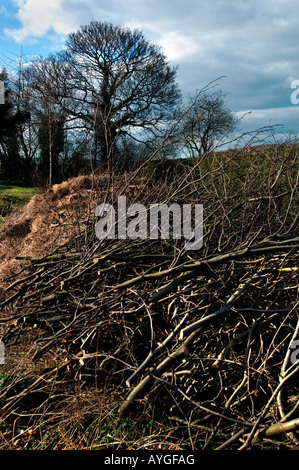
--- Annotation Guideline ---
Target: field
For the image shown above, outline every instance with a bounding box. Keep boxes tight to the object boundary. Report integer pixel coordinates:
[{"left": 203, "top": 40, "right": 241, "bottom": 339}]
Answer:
[
  {"left": 0, "top": 143, "right": 298, "bottom": 451},
  {"left": 0, "top": 184, "right": 41, "bottom": 223}
]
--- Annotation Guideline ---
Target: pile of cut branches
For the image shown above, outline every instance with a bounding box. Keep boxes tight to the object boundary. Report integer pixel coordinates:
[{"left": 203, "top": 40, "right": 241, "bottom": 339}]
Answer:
[{"left": 0, "top": 142, "right": 298, "bottom": 450}]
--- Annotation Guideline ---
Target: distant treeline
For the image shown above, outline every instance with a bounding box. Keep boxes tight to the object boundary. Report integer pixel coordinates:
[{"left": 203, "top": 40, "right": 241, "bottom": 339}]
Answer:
[{"left": 0, "top": 21, "right": 239, "bottom": 186}]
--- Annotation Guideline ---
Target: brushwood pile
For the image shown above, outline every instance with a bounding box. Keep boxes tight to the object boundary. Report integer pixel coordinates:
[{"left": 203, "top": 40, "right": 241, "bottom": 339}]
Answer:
[{"left": 0, "top": 146, "right": 298, "bottom": 450}]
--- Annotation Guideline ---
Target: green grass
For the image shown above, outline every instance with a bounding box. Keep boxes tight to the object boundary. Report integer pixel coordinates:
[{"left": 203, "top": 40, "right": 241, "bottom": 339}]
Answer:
[{"left": 0, "top": 184, "right": 41, "bottom": 223}]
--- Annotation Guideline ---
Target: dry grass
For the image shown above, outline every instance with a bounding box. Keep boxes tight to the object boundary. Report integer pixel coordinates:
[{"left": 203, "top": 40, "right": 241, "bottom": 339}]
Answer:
[{"left": 0, "top": 175, "right": 107, "bottom": 280}]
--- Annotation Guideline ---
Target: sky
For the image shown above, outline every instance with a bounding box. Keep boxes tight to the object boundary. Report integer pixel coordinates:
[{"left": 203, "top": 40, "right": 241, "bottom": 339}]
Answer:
[{"left": 1, "top": 0, "right": 299, "bottom": 144}]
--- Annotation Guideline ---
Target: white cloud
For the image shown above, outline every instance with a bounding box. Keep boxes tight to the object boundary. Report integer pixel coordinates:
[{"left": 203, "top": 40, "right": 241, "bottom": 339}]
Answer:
[
  {"left": 236, "top": 106, "right": 299, "bottom": 121},
  {"left": 236, "top": 106, "right": 299, "bottom": 135},
  {"left": 157, "top": 32, "right": 200, "bottom": 61},
  {"left": 3, "top": 0, "right": 101, "bottom": 43},
  {"left": 4, "top": 0, "right": 69, "bottom": 42}
]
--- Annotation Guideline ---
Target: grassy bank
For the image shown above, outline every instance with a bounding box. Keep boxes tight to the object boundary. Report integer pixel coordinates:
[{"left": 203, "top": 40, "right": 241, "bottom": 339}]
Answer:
[{"left": 0, "top": 184, "right": 41, "bottom": 223}]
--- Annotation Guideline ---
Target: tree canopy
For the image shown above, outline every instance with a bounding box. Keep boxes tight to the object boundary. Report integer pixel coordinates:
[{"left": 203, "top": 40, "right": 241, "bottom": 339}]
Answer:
[
  {"left": 177, "top": 90, "right": 239, "bottom": 158},
  {"left": 29, "top": 21, "right": 181, "bottom": 169}
]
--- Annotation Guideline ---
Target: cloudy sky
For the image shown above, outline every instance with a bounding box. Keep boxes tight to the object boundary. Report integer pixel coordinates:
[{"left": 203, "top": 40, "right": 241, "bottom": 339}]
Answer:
[{"left": 1, "top": 0, "right": 299, "bottom": 142}]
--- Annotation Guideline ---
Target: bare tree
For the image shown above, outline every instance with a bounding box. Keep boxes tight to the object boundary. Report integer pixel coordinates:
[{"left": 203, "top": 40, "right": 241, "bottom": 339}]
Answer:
[
  {"left": 0, "top": 67, "right": 30, "bottom": 180},
  {"left": 28, "top": 21, "right": 181, "bottom": 169},
  {"left": 37, "top": 102, "right": 65, "bottom": 186},
  {"left": 177, "top": 90, "right": 239, "bottom": 157}
]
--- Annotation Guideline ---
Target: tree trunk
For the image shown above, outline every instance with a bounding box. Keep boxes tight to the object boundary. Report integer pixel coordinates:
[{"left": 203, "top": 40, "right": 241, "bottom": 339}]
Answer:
[{"left": 48, "top": 98, "right": 53, "bottom": 186}]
